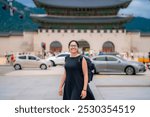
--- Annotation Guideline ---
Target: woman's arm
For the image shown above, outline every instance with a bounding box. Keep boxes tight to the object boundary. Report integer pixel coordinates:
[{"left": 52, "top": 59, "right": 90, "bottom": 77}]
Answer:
[
  {"left": 58, "top": 69, "right": 66, "bottom": 96},
  {"left": 81, "top": 57, "right": 88, "bottom": 98}
]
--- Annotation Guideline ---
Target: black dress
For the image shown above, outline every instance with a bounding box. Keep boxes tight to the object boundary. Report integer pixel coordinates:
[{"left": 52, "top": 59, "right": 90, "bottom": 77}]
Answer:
[{"left": 63, "top": 55, "right": 95, "bottom": 100}]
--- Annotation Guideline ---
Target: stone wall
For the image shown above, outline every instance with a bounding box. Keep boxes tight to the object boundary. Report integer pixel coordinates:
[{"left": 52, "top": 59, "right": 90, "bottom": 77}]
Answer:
[
  {"left": 35, "top": 29, "right": 131, "bottom": 53},
  {"left": 0, "top": 32, "right": 34, "bottom": 56},
  {"left": 0, "top": 30, "right": 150, "bottom": 56}
]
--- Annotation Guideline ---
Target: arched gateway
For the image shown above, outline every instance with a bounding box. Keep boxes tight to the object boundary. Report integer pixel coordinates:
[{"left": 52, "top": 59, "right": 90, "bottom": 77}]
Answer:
[
  {"left": 31, "top": 0, "right": 132, "bottom": 54},
  {"left": 50, "top": 41, "right": 62, "bottom": 53},
  {"left": 102, "top": 41, "right": 115, "bottom": 52},
  {"left": 78, "top": 40, "right": 90, "bottom": 52}
]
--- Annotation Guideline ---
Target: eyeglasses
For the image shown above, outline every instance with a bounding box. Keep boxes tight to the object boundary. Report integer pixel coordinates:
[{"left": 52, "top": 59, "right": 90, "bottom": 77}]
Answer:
[{"left": 70, "top": 45, "right": 78, "bottom": 48}]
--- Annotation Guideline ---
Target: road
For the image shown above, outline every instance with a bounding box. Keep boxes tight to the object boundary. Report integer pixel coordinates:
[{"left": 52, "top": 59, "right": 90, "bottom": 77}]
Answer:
[
  {"left": 0, "top": 65, "right": 150, "bottom": 100},
  {"left": 0, "top": 65, "right": 14, "bottom": 75}
]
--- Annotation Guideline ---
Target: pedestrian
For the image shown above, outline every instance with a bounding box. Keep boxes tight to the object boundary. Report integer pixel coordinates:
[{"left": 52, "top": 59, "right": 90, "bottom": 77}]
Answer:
[
  {"left": 5, "top": 54, "right": 9, "bottom": 63},
  {"left": 98, "top": 50, "right": 103, "bottom": 55},
  {"left": 148, "top": 52, "right": 150, "bottom": 62},
  {"left": 10, "top": 54, "right": 15, "bottom": 63},
  {"left": 126, "top": 52, "right": 129, "bottom": 58},
  {"left": 131, "top": 50, "right": 134, "bottom": 60},
  {"left": 58, "top": 40, "right": 95, "bottom": 100}
]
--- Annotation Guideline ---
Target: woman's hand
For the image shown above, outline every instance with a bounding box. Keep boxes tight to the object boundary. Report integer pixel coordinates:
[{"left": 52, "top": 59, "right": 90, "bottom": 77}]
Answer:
[
  {"left": 58, "top": 87, "right": 63, "bottom": 96},
  {"left": 80, "top": 90, "right": 87, "bottom": 99}
]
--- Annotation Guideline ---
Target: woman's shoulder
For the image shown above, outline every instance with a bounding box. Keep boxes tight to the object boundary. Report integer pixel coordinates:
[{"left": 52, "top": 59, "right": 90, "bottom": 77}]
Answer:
[{"left": 65, "top": 55, "right": 70, "bottom": 62}]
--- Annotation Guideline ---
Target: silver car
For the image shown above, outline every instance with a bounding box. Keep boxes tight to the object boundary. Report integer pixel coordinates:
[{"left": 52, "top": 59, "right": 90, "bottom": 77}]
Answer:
[
  {"left": 92, "top": 55, "right": 146, "bottom": 75},
  {"left": 13, "top": 55, "right": 51, "bottom": 70}
]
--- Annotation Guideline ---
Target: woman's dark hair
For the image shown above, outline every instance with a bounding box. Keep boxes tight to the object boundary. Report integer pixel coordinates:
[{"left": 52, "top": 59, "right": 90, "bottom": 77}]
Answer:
[{"left": 68, "top": 40, "right": 79, "bottom": 48}]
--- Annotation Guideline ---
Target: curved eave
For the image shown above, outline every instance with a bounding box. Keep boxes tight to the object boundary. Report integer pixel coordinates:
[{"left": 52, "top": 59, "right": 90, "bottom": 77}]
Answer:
[
  {"left": 0, "top": 32, "right": 23, "bottom": 37},
  {"left": 30, "top": 15, "right": 133, "bottom": 24},
  {"left": 33, "top": 0, "right": 132, "bottom": 9}
]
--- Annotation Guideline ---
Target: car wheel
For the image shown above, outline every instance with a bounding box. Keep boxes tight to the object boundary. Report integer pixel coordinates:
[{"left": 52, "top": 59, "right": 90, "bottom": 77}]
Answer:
[
  {"left": 40, "top": 64, "right": 47, "bottom": 70},
  {"left": 125, "top": 66, "right": 135, "bottom": 75},
  {"left": 50, "top": 61, "right": 56, "bottom": 66},
  {"left": 14, "top": 64, "right": 21, "bottom": 70}
]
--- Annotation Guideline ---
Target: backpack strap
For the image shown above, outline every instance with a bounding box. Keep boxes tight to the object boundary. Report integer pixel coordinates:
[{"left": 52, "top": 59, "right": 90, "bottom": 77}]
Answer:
[
  {"left": 65, "top": 55, "right": 70, "bottom": 62},
  {"left": 78, "top": 55, "right": 84, "bottom": 63}
]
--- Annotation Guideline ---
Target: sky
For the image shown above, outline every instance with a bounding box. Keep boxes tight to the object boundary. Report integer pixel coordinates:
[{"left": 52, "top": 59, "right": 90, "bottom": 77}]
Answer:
[{"left": 16, "top": 0, "right": 150, "bottom": 19}]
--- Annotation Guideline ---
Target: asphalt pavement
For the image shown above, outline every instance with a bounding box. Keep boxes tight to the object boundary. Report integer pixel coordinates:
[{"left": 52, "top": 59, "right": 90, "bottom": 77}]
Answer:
[
  {"left": 0, "top": 65, "right": 150, "bottom": 100},
  {"left": 0, "top": 65, "right": 14, "bottom": 75}
]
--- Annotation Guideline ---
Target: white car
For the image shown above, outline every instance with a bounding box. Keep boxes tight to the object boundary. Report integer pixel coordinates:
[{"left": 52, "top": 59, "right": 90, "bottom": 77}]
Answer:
[
  {"left": 47, "top": 53, "right": 70, "bottom": 66},
  {"left": 13, "top": 55, "right": 51, "bottom": 70}
]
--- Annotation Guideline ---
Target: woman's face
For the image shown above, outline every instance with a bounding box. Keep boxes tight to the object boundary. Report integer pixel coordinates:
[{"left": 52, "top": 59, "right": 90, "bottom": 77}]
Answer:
[{"left": 69, "top": 42, "right": 78, "bottom": 54}]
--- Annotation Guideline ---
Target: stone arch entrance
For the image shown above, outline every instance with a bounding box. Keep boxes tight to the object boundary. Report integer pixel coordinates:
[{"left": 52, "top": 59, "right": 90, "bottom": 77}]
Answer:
[
  {"left": 102, "top": 41, "right": 115, "bottom": 52},
  {"left": 50, "top": 41, "right": 62, "bottom": 53},
  {"left": 78, "top": 40, "right": 90, "bottom": 52}
]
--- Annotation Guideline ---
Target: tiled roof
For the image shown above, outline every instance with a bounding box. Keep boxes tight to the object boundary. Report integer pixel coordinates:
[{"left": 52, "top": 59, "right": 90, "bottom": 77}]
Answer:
[
  {"left": 30, "top": 15, "right": 133, "bottom": 24},
  {"left": 0, "top": 32, "right": 23, "bottom": 37},
  {"left": 33, "top": 0, "right": 132, "bottom": 8}
]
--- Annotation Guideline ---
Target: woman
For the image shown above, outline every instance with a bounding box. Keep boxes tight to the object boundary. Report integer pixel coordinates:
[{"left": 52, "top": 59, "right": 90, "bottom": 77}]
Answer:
[{"left": 59, "top": 40, "right": 95, "bottom": 100}]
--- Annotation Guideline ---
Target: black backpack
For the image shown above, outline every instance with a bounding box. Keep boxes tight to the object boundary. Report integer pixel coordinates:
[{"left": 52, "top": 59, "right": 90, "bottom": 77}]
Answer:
[{"left": 78, "top": 55, "right": 95, "bottom": 83}]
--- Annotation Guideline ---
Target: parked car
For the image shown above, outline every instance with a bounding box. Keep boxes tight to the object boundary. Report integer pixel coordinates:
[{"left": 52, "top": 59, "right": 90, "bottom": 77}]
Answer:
[
  {"left": 47, "top": 52, "right": 70, "bottom": 66},
  {"left": 13, "top": 55, "right": 51, "bottom": 70},
  {"left": 91, "top": 55, "right": 146, "bottom": 75}
]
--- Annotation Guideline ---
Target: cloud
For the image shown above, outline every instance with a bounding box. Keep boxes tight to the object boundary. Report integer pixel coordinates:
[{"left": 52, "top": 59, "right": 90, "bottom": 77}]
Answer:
[
  {"left": 16, "top": 0, "right": 35, "bottom": 7},
  {"left": 119, "top": 0, "right": 150, "bottom": 19}
]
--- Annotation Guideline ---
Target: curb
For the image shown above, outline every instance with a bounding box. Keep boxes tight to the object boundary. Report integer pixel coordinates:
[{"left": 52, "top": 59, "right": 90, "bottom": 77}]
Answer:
[{"left": 0, "top": 64, "right": 11, "bottom": 67}]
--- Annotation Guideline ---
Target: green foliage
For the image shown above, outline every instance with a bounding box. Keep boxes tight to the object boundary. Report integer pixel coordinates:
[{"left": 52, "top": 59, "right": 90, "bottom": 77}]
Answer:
[
  {"left": 125, "top": 17, "right": 150, "bottom": 32},
  {"left": 0, "top": 1, "right": 45, "bottom": 32}
]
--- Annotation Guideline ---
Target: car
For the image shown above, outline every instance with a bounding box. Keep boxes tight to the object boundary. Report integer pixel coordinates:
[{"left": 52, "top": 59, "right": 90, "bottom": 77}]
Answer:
[
  {"left": 91, "top": 55, "right": 146, "bottom": 75},
  {"left": 13, "top": 55, "right": 51, "bottom": 70},
  {"left": 47, "top": 52, "right": 70, "bottom": 66}
]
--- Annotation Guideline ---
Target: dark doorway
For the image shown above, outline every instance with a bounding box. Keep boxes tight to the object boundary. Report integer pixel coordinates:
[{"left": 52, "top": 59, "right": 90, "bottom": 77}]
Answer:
[
  {"left": 50, "top": 41, "right": 62, "bottom": 53},
  {"left": 102, "top": 41, "right": 115, "bottom": 52}
]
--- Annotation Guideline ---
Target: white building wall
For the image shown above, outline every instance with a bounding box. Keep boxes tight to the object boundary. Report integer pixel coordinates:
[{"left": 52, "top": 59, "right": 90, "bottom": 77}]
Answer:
[
  {"left": 0, "top": 30, "right": 150, "bottom": 56},
  {"left": 35, "top": 29, "right": 132, "bottom": 54},
  {"left": 130, "top": 33, "right": 150, "bottom": 53},
  {"left": 0, "top": 32, "right": 34, "bottom": 55},
  {"left": 139, "top": 36, "right": 150, "bottom": 52}
]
